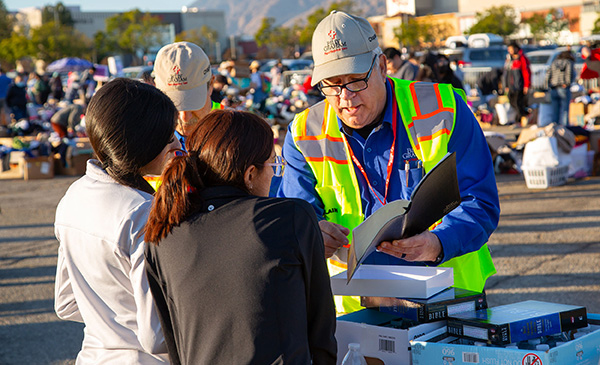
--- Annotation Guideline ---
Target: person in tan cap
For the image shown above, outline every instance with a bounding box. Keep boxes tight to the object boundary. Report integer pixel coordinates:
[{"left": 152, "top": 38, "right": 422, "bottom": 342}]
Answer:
[
  {"left": 248, "top": 60, "right": 268, "bottom": 113},
  {"left": 154, "top": 41, "right": 214, "bottom": 151},
  {"left": 276, "top": 10, "right": 500, "bottom": 313}
]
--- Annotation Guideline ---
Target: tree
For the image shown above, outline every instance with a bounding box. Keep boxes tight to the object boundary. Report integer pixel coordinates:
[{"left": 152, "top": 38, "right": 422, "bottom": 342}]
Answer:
[
  {"left": 394, "top": 16, "right": 453, "bottom": 50},
  {"left": 176, "top": 26, "right": 219, "bottom": 59},
  {"left": 42, "top": 2, "right": 74, "bottom": 27},
  {"left": 593, "top": 13, "right": 600, "bottom": 34},
  {"left": 0, "top": 31, "right": 34, "bottom": 65},
  {"left": 255, "top": 17, "right": 276, "bottom": 48},
  {"left": 102, "top": 10, "right": 165, "bottom": 64},
  {"left": 254, "top": 17, "right": 298, "bottom": 58},
  {"left": 254, "top": 0, "right": 357, "bottom": 57},
  {"left": 30, "top": 21, "right": 92, "bottom": 62},
  {"left": 0, "top": 0, "right": 13, "bottom": 40},
  {"left": 93, "top": 31, "right": 117, "bottom": 63},
  {"left": 524, "top": 9, "right": 576, "bottom": 43},
  {"left": 468, "top": 5, "right": 519, "bottom": 37}
]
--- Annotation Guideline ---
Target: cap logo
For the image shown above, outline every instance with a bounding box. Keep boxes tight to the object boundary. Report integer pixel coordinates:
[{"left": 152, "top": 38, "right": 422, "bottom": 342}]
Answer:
[
  {"left": 323, "top": 29, "right": 347, "bottom": 55},
  {"left": 168, "top": 64, "right": 187, "bottom": 86}
]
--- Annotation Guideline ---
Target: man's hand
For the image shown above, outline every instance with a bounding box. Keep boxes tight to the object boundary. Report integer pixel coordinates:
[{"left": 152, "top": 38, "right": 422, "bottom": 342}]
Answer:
[
  {"left": 318, "top": 220, "right": 350, "bottom": 259},
  {"left": 377, "top": 231, "right": 442, "bottom": 263},
  {"left": 523, "top": 87, "right": 529, "bottom": 94}
]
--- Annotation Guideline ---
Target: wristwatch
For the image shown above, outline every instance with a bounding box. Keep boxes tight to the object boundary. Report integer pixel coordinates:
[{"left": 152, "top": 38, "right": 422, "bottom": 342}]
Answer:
[{"left": 432, "top": 249, "right": 444, "bottom": 265}]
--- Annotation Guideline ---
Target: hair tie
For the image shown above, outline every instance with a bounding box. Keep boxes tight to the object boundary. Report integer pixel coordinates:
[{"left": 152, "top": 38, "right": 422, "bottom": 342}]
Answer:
[{"left": 186, "top": 151, "right": 198, "bottom": 165}]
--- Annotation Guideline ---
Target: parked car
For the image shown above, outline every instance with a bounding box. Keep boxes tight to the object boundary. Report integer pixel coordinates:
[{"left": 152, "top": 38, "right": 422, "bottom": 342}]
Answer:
[
  {"left": 439, "top": 46, "right": 507, "bottom": 88},
  {"left": 258, "top": 59, "right": 313, "bottom": 73}
]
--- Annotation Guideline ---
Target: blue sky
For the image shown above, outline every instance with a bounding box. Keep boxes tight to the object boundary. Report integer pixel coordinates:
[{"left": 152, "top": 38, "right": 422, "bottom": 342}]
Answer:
[{"left": 5, "top": 0, "right": 192, "bottom": 12}]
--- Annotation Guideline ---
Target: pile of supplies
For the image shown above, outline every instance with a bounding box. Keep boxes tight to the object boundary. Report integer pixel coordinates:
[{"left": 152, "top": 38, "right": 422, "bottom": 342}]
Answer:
[{"left": 332, "top": 264, "right": 600, "bottom": 364}]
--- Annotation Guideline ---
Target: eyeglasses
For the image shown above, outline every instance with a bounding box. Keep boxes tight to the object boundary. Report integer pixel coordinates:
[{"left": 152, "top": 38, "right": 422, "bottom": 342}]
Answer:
[
  {"left": 318, "top": 55, "right": 378, "bottom": 96},
  {"left": 265, "top": 155, "right": 286, "bottom": 177}
]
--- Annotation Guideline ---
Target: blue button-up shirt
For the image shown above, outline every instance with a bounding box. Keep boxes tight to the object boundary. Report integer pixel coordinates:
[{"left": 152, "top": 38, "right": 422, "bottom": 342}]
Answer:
[{"left": 276, "top": 79, "right": 500, "bottom": 266}]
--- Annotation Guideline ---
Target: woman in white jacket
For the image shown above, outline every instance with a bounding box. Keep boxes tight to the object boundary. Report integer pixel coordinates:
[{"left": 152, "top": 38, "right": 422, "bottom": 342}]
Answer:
[{"left": 54, "top": 78, "right": 180, "bottom": 364}]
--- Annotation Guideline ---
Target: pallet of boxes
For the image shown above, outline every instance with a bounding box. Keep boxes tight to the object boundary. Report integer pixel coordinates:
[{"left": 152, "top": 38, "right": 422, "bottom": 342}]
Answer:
[
  {"left": 0, "top": 136, "right": 55, "bottom": 180},
  {"left": 53, "top": 137, "right": 94, "bottom": 177},
  {"left": 0, "top": 136, "right": 94, "bottom": 180}
]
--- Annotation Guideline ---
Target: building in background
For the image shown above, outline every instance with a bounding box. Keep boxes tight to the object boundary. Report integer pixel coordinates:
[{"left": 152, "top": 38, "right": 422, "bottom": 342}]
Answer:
[
  {"left": 372, "top": 0, "right": 594, "bottom": 49},
  {"left": 13, "top": 6, "right": 227, "bottom": 63}
]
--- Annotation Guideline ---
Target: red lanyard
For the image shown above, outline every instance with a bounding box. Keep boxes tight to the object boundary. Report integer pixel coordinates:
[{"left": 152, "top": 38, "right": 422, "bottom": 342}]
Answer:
[{"left": 341, "top": 87, "right": 398, "bottom": 207}]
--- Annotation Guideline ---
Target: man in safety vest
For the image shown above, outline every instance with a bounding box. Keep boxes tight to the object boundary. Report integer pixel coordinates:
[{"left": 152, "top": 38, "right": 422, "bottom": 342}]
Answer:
[
  {"left": 276, "top": 11, "right": 500, "bottom": 313},
  {"left": 154, "top": 41, "right": 220, "bottom": 152}
]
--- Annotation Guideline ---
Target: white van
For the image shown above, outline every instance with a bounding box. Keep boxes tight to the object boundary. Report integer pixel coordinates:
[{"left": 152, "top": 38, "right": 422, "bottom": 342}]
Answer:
[{"left": 467, "top": 33, "right": 504, "bottom": 48}]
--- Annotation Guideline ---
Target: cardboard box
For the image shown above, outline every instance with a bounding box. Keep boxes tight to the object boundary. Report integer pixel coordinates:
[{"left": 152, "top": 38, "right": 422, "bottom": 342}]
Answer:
[
  {"left": 23, "top": 156, "right": 54, "bottom": 180},
  {"left": 411, "top": 313, "right": 600, "bottom": 365},
  {"left": 336, "top": 309, "right": 446, "bottom": 365},
  {"left": 331, "top": 265, "right": 453, "bottom": 299},
  {"left": 590, "top": 129, "right": 600, "bottom": 153},
  {"left": 569, "top": 102, "right": 587, "bottom": 126},
  {"left": 0, "top": 162, "right": 23, "bottom": 180},
  {"left": 54, "top": 153, "right": 91, "bottom": 176}
]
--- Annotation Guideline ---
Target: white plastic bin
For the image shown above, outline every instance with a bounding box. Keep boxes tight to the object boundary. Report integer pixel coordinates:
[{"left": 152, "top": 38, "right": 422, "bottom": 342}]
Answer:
[{"left": 522, "top": 164, "right": 569, "bottom": 189}]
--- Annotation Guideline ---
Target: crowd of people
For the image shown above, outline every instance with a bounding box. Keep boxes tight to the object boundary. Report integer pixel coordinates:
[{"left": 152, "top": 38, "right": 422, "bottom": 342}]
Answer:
[
  {"left": 50, "top": 10, "right": 502, "bottom": 364},
  {"left": 0, "top": 65, "right": 98, "bottom": 131}
]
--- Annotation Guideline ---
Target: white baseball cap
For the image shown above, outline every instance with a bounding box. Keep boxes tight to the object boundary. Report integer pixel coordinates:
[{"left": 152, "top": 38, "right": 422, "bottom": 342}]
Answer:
[
  {"left": 154, "top": 42, "right": 211, "bottom": 111},
  {"left": 311, "top": 11, "right": 380, "bottom": 86}
]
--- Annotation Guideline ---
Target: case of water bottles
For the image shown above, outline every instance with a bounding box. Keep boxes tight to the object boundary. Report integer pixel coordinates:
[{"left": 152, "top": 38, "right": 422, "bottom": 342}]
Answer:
[{"left": 411, "top": 314, "right": 600, "bottom": 365}]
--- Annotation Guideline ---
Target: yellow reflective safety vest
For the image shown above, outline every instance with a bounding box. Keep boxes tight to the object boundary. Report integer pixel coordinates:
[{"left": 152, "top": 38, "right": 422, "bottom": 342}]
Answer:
[
  {"left": 144, "top": 175, "right": 162, "bottom": 191},
  {"left": 290, "top": 77, "right": 495, "bottom": 313}
]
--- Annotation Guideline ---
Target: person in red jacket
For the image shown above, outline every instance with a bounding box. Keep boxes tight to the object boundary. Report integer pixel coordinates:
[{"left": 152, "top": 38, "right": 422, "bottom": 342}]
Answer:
[
  {"left": 579, "top": 45, "right": 600, "bottom": 79},
  {"left": 504, "top": 42, "right": 531, "bottom": 125}
]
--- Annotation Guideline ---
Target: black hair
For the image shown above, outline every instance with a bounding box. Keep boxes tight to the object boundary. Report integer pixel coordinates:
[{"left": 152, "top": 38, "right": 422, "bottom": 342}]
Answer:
[
  {"left": 383, "top": 47, "right": 402, "bottom": 60},
  {"left": 85, "top": 78, "right": 177, "bottom": 194}
]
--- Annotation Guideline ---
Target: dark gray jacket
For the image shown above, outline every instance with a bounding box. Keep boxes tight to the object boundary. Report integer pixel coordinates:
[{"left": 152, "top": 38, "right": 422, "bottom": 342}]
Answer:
[
  {"left": 545, "top": 58, "right": 574, "bottom": 89},
  {"left": 145, "top": 186, "right": 337, "bottom": 365}
]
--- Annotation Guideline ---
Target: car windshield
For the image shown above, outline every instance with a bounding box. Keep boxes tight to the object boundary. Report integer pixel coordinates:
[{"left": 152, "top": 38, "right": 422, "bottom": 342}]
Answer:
[
  {"left": 528, "top": 55, "right": 551, "bottom": 65},
  {"left": 468, "top": 49, "right": 506, "bottom": 61}
]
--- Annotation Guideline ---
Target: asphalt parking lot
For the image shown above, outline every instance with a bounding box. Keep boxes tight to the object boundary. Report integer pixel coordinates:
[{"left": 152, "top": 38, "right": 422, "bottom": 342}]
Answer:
[{"left": 1, "top": 160, "right": 599, "bottom": 363}]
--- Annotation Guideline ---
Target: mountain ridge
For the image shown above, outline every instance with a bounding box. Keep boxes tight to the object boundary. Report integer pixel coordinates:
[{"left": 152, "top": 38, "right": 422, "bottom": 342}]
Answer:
[{"left": 187, "top": 0, "right": 386, "bottom": 36}]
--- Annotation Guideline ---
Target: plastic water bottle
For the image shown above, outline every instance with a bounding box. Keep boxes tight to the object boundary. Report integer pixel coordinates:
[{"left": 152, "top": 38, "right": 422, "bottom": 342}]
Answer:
[{"left": 341, "top": 343, "right": 367, "bottom": 365}]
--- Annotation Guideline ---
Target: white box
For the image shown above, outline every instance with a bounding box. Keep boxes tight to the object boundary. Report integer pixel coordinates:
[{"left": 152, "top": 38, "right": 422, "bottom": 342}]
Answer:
[
  {"left": 331, "top": 265, "right": 453, "bottom": 299},
  {"left": 411, "top": 313, "right": 600, "bottom": 365},
  {"left": 336, "top": 309, "right": 446, "bottom": 365}
]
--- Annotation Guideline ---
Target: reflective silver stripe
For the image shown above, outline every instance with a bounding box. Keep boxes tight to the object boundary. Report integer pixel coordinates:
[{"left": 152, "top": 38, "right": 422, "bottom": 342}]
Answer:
[
  {"left": 413, "top": 82, "right": 439, "bottom": 116},
  {"left": 296, "top": 139, "right": 348, "bottom": 161},
  {"left": 304, "top": 101, "right": 327, "bottom": 137},
  {"left": 296, "top": 100, "right": 349, "bottom": 161},
  {"left": 411, "top": 83, "right": 454, "bottom": 142},
  {"left": 413, "top": 112, "right": 454, "bottom": 141}
]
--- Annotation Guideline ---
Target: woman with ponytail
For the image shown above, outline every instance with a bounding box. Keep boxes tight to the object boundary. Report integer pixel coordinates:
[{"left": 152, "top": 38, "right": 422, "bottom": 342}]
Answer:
[
  {"left": 54, "top": 78, "right": 180, "bottom": 364},
  {"left": 144, "top": 110, "right": 337, "bottom": 365}
]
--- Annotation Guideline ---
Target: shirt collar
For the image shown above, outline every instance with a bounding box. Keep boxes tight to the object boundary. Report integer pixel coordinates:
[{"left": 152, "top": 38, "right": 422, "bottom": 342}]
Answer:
[
  {"left": 199, "top": 186, "right": 250, "bottom": 212},
  {"left": 174, "top": 130, "right": 186, "bottom": 152},
  {"left": 85, "top": 159, "right": 115, "bottom": 184}
]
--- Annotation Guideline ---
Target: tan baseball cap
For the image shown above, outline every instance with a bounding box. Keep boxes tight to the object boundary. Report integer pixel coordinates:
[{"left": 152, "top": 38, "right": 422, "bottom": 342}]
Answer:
[
  {"left": 154, "top": 42, "right": 211, "bottom": 111},
  {"left": 311, "top": 11, "right": 380, "bottom": 86}
]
